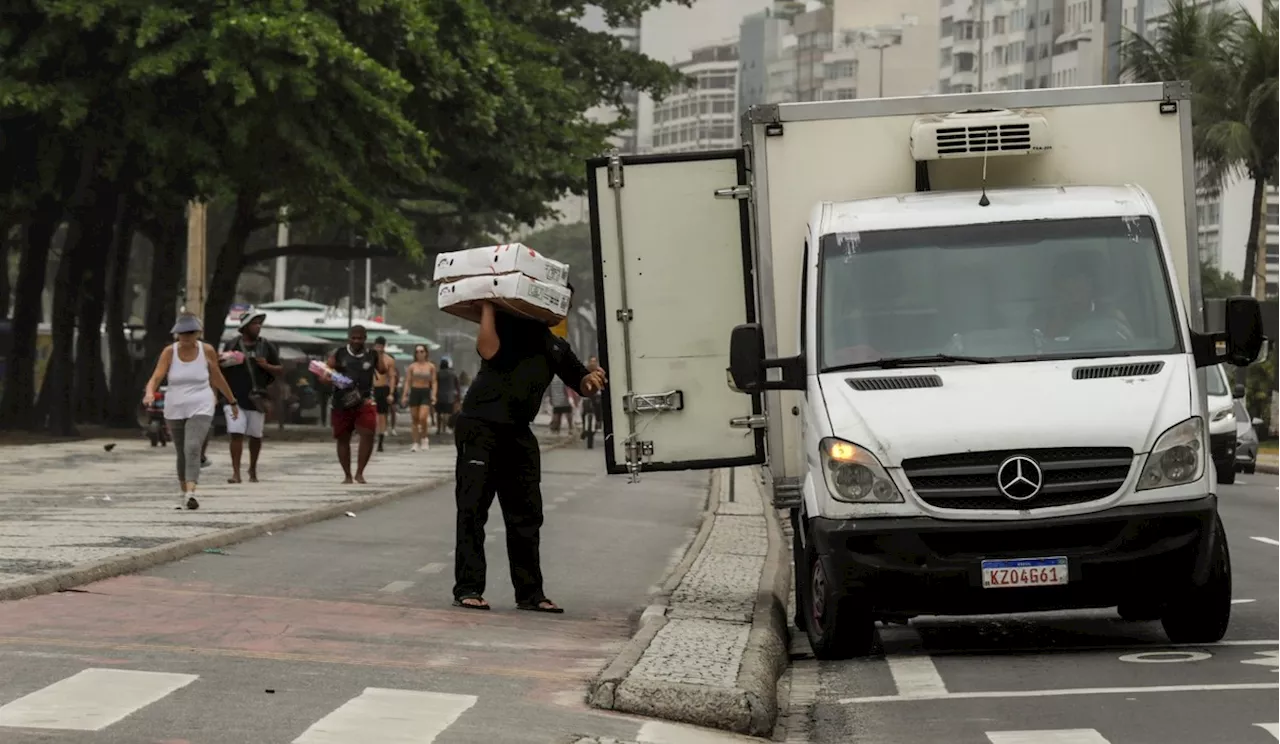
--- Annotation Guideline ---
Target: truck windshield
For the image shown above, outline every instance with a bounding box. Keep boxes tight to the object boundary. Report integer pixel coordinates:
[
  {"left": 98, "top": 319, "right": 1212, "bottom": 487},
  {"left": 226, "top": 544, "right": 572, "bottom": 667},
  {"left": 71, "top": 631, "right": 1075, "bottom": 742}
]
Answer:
[{"left": 818, "top": 216, "right": 1182, "bottom": 371}]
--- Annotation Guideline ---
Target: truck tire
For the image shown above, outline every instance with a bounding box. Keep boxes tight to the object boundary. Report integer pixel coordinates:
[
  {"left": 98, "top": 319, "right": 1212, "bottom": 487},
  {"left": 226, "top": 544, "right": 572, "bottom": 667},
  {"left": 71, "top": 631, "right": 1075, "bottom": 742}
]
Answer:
[
  {"left": 1216, "top": 462, "right": 1236, "bottom": 485},
  {"left": 1161, "top": 518, "right": 1231, "bottom": 643},
  {"left": 804, "top": 542, "right": 876, "bottom": 660}
]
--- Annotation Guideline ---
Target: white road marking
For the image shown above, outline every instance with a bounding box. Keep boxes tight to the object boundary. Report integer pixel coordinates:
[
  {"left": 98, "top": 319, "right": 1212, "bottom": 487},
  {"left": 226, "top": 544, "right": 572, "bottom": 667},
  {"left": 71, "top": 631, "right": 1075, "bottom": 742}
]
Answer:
[
  {"left": 292, "top": 687, "right": 477, "bottom": 744},
  {"left": 1250, "top": 537, "right": 1280, "bottom": 547},
  {"left": 0, "top": 668, "right": 198, "bottom": 731},
  {"left": 638, "top": 720, "right": 759, "bottom": 742},
  {"left": 885, "top": 627, "right": 948, "bottom": 698},
  {"left": 1232, "top": 599, "right": 1257, "bottom": 604},
  {"left": 416, "top": 562, "right": 446, "bottom": 574},
  {"left": 1256, "top": 723, "right": 1279, "bottom": 740},
  {"left": 987, "top": 731, "right": 1110, "bottom": 744},
  {"left": 379, "top": 581, "right": 414, "bottom": 594},
  {"left": 545, "top": 504, "right": 558, "bottom": 511},
  {"left": 553, "top": 496, "right": 569, "bottom": 503},
  {"left": 1118, "top": 651, "right": 1210, "bottom": 663},
  {"left": 1242, "top": 650, "right": 1279, "bottom": 672},
  {"left": 838, "top": 682, "right": 1279, "bottom": 704}
]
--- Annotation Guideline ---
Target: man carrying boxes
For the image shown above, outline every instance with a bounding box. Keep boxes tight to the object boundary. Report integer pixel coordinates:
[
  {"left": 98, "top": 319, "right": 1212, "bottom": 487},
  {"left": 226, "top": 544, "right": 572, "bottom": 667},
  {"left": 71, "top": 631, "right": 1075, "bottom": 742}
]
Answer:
[{"left": 435, "top": 243, "right": 607, "bottom": 613}]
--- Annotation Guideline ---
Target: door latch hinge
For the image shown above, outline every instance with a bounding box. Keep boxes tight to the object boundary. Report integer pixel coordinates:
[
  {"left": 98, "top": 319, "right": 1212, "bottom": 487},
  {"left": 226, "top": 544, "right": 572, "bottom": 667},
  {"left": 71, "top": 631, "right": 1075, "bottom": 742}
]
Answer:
[
  {"left": 714, "top": 185, "right": 751, "bottom": 200},
  {"left": 607, "top": 153, "right": 624, "bottom": 188},
  {"left": 729, "top": 414, "right": 767, "bottom": 429},
  {"left": 624, "top": 390, "right": 684, "bottom": 414},
  {"left": 616, "top": 308, "right": 633, "bottom": 322}
]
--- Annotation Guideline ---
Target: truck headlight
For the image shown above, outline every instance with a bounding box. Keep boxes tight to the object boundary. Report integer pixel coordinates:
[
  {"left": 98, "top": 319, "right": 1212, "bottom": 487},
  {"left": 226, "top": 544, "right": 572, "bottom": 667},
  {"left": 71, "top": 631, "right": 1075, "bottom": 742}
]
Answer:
[
  {"left": 1211, "top": 408, "right": 1234, "bottom": 424},
  {"left": 820, "top": 438, "right": 903, "bottom": 503},
  {"left": 1138, "top": 417, "right": 1204, "bottom": 490}
]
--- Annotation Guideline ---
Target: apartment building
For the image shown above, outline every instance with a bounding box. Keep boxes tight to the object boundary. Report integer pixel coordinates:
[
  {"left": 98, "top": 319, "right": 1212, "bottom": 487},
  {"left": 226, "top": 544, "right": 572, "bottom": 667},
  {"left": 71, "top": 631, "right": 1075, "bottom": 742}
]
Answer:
[
  {"left": 738, "top": 2, "right": 801, "bottom": 114},
  {"left": 649, "top": 40, "right": 740, "bottom": 154},
  {"left": 829, "top": 0, "right": 940, "bottom": 99}
]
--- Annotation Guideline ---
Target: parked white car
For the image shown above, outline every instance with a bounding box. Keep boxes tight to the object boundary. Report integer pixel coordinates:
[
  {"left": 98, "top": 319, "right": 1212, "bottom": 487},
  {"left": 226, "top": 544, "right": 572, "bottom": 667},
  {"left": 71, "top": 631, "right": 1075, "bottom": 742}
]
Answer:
[{"left": 1205, "top": 364, "right": 1237, "bottom": 484}]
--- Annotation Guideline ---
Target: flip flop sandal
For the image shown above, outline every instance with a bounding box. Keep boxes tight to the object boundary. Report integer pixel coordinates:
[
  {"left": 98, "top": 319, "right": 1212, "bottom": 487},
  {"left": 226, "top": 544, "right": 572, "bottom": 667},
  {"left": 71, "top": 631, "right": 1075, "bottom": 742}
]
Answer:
[
  {"left": 517, "top": 600, "right": 565, "bottom": 614},
  {"left": 452, "top": 596, "right": 490, "bottom": 611}
]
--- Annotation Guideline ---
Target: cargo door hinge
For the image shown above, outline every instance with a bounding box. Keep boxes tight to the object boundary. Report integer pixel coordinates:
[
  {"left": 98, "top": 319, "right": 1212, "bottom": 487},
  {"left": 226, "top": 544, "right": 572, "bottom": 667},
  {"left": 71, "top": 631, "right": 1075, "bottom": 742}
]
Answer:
[
  {"left": 715, "top": 185, "right": 751, "bottom": 200},
  {"left": 607, "top": 153, "right": 625, "bottom": 188},
  {"left": 616, "top": 308, "right": 633, "bottom": 322}
]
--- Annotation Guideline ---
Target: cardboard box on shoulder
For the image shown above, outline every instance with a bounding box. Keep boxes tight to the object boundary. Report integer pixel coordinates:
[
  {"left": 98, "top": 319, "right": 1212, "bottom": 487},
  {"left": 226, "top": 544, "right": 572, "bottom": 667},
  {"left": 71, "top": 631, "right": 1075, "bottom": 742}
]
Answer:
[
  {"left": 438, "top": 274, "right": 571, "bottom": 325},
  {"left": 433, "top": 243, "right": 569, "bottom": 286}
]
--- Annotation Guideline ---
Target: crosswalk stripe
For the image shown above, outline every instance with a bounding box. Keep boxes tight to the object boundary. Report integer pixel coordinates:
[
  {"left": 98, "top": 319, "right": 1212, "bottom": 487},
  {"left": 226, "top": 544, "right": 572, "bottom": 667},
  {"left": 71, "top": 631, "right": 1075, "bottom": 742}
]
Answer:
[
  {"left": 1257, "top": 723, "right": 1280, "bottom": 740},
  {"left": 987, "top": 731, "right": 1109, "bottom": 744},
  {"left": 0, "top": 668, "right": 197, "bottom": 731},
  {"left": 291, "top": 687, "right": 477, "bottom": 744}
]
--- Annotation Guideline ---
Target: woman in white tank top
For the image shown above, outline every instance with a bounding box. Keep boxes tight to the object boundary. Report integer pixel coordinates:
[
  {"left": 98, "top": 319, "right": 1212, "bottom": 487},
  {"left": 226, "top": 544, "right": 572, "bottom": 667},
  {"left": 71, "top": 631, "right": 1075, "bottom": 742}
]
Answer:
[{"left": 143, "top": 313, "right": 239, "bottom": 510}]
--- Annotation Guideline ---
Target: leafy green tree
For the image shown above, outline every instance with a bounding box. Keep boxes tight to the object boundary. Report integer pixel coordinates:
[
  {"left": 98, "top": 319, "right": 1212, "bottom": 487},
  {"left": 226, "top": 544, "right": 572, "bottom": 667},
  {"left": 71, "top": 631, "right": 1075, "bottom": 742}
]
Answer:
[{"left": 1121, "top": 0, "right": 1278, "bottom": 298}]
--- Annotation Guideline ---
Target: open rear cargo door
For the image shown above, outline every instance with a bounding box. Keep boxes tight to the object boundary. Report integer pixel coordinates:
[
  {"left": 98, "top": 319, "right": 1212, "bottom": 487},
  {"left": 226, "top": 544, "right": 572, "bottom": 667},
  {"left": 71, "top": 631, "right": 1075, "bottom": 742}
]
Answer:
[{"left": 587, "top": 150, "right": 766, "bottom": 477}]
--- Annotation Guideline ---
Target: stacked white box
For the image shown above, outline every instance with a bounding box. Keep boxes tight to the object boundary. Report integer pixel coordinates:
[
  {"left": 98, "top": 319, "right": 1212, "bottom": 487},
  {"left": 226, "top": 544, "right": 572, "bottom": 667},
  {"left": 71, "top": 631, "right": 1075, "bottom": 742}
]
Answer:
[
  {"left": 438, "top": 274, "right": 572, "bottom": 325},
  {"left": 432, "top": 243, "right": 569, "bottom": 286},
  {"left": 435, "top": 243, "right": 572, "bottom": 324}
]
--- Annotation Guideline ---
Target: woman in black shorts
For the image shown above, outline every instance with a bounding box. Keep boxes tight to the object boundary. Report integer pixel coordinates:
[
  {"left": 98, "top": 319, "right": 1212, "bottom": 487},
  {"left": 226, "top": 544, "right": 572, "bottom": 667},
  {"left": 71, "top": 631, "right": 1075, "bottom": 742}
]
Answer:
[{"left": 400, "top": 345, "right": 437, "bottom": 452}]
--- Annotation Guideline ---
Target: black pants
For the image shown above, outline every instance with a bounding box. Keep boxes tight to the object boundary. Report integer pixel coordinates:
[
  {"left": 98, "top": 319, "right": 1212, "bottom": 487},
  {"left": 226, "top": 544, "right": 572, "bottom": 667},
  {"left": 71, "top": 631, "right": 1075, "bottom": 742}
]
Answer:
[{"left": 452, "top": 415, "right": 546, "bottom": 604}]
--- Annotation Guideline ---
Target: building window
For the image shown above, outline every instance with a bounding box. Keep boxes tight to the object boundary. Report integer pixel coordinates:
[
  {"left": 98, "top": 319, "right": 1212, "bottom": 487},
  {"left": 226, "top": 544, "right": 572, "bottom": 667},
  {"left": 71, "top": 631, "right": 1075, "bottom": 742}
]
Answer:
[
  {"left": 940, "top": 48, "right": 953, "bottom": 67},
  {"left": 824, "top": 61, "right": 855, "bottom": 79},
  {"left": 957, "top": 20, "right": 975, "bottom": 39},
  {"left": 955, "top": 52, "right": 976, "bottom": 72},
  {"left": 993, "top": 16, "right": 1006, "bottom": 34}
]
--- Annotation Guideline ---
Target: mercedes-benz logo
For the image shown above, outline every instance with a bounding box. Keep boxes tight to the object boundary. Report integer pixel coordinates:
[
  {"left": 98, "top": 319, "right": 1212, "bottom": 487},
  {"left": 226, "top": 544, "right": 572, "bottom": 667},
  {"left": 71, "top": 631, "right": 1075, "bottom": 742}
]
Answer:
[{"left": 996, "top": 455, "right": 1043, "bottom": 501}]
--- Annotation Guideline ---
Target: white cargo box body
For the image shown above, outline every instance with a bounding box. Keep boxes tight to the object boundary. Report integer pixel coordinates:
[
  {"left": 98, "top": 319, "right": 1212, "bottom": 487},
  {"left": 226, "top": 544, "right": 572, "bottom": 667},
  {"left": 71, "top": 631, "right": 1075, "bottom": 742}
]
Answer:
[
  {"left": 438, "top": 273, "right": 571, "bottom": 325},
  {"left": 586, "top": 82, "right": 1196, "bottom": 484},
  {"left": 433, "top": 243, "right": 570, "bottom": 286}
]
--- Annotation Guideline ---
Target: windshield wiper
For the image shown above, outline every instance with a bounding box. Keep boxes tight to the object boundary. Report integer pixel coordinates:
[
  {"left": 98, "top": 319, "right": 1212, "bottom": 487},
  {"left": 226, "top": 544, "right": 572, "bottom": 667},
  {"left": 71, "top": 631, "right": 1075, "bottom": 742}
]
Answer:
[{"left": 827, "top": 354, "right": 999, "bottom": 372}]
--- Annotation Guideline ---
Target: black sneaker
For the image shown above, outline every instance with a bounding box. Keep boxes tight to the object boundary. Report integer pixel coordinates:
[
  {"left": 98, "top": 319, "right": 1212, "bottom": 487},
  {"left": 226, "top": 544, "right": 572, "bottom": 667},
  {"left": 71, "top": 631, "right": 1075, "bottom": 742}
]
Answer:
[{"left": 185, "top": 496, "right": 200, "bottom": 510}]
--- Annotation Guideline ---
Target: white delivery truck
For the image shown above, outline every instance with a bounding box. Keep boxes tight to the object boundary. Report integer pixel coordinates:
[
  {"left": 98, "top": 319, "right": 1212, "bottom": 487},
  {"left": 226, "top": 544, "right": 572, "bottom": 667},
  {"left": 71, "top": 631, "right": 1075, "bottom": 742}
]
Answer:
[{"left": 585, "top": 82, "right": 1266, "bottom": 659}]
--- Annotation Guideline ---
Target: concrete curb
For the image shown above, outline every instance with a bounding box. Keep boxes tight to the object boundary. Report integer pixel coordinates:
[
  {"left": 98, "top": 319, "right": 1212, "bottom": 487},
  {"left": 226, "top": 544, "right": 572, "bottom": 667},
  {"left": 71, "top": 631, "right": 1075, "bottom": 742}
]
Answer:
[
  {"left": 588, "top": 469, "right": 793, "bottom": 737},
  {"left": 0, "top": 436, "right": 572, "bottom": 603},
  {"left": 1256, "top": 462, "right": 1277, "bottom": 475}
]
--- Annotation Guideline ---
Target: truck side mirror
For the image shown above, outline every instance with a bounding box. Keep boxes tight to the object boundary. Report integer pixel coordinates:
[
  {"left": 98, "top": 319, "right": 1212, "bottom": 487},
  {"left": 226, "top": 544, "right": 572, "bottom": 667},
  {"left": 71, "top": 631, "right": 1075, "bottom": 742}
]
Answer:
[
  {"left": 728, "top": 323, "right": 806, "bottom": 393},
  {"left": 1223, "top": 295, "right": 1264, "bottom": 366},
  {"left": 729, "top": 324, "right": 766, "bottom": 392}
]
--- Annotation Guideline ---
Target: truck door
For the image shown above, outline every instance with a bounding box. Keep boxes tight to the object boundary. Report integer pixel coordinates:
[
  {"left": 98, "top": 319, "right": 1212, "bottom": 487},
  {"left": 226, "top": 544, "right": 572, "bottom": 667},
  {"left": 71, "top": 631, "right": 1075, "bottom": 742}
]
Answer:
[{"left": 587, "top": 150, "right": 766, "bottom": 478}]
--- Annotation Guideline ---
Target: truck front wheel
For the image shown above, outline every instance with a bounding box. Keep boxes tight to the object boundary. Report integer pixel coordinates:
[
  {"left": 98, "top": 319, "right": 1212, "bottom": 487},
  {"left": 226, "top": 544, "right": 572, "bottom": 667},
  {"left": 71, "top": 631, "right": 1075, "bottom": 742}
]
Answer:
[
  {"left": 1161, "top": 518, "right": 1231, "bottom": 643},
  {"left": 804, "top": 544, "right": 876, "bottom": 660}
]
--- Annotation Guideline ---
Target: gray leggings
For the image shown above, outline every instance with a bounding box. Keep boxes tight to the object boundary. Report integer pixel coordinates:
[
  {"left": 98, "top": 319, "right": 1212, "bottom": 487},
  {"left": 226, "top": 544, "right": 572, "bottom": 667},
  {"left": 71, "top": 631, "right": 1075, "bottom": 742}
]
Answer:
[{"left": 169, "top": 415, "right": 213, "bottom": 484}]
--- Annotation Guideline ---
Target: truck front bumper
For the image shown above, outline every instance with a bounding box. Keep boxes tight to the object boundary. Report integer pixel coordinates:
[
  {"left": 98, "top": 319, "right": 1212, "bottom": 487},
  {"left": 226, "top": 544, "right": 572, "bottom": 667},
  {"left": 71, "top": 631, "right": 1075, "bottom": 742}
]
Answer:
[{"left": 807, "top": 496, "right": 1218, "bottom": 617}]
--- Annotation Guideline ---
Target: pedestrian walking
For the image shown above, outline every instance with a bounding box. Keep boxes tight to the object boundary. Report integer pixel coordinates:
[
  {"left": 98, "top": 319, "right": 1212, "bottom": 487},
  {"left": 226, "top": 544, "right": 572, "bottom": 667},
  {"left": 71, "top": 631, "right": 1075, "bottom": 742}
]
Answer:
[
  {"left": 322, "top": 325, "right": 387, "bottom": 484},
  {"left": 401, "top": 344, "right": 437, "bottom": 452},
  {"left": 451, "top": 297, "right": 606, "bottom": 613},
  {"left": 371, "top": 336, "right": 399, "bottom": 453},
  {"left": 434, "top": 358, "right": 460, "bottom": 437},
  {"left": 142, "top": 313, "right": 239, "bottom": 510},
  {"left": 220, "top": 311, "right": 282, "bottom": 483},
  {"left": 547, "top": 377, "right": 573, "bottom": 435}
]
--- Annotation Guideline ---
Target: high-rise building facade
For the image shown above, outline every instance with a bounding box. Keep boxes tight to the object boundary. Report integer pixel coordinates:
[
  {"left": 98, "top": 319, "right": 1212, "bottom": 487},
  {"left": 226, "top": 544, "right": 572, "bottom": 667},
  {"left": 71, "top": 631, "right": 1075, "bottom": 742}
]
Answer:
[
  {"left": 738, "top": 3, "right": 800, "bottom": 115},
  {"left": 649, "top": 40, "right": 740, "bottom": 153}
]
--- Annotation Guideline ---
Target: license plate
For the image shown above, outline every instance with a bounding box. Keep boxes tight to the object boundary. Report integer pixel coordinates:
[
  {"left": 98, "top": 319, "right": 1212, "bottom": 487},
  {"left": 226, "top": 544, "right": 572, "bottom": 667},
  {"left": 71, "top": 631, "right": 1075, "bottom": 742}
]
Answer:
[{"left": 981, "top": 557, "right": 1068, "bottom": 589}]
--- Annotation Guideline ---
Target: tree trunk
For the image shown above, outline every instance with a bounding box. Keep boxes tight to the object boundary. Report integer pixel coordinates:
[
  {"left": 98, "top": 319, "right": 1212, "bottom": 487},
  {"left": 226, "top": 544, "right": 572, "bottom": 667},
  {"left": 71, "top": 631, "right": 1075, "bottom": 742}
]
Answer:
[
  {"left": 72, "top": 188, "right": 122, "bottom": 424},
  {"left": 202, "top": 191, "right": 260, "bottom": 346},
  {"left": 38, "top": 228, "right": 85, "bottom": 436},
  {"left": 0, "top": 226, "right": 12, "bottom": 319},
  {"left": 1240, "top": 177, "right": 1266, "bottom": 298},
  {"left": 140, "top": 211, "right": 184, "bottom": 373},
  {"left": 0, "top": 201, "right": 59, "bottom": 429},
  {"left": 104, "top": 195, "right": 137, "bottom": 427}
]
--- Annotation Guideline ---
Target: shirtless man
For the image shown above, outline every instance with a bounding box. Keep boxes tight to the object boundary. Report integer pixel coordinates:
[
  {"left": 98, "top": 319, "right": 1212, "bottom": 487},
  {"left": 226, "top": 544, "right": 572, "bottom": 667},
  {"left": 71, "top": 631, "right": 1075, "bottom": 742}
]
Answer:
[{"left": 371, "top": 336, "right": 399, "bottom": 453}]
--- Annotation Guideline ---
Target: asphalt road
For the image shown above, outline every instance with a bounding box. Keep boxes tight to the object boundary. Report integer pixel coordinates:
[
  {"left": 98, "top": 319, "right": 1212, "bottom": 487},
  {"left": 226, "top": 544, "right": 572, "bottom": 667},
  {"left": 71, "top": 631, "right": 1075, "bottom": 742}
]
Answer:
[
  {"left": 0, "top": 446, "right": 750, "bottom": 744},
  {"left": 791, "top": 476, "right": 1280, "bottom": 744}
]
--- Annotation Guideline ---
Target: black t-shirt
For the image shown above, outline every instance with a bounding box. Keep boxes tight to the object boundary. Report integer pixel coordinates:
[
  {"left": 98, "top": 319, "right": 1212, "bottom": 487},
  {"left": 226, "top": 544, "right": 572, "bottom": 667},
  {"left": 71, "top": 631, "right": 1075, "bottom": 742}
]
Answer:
[
  {"left": 221, "top": 336, "right": 281, "bottom": 412},
  {"left": 332, "top": 346, "right": 378, "bottom": 406},
  {"left": 436, "top": 367, "right": 459, "bottom": 405},
  {"left": 461, "top": 314, "right": 590, "bottom": 426}
]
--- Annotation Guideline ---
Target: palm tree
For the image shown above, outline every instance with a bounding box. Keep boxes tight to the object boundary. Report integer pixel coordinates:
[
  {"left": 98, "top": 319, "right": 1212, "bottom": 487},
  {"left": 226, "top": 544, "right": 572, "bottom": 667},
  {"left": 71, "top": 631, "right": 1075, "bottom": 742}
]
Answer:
[{"left": 1120, "top": 0, "right": 1278, "bottom": 298}]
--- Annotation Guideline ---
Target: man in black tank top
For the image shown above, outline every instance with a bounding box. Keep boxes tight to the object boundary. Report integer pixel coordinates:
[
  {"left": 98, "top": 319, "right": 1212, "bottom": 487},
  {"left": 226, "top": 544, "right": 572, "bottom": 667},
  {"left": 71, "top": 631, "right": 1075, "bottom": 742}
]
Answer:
[
  {"left": 325, "top": 325, "right": 387, "bottom": 484},
  {"left": 451, "top": 293, "right": 607, "bottom": 613}
]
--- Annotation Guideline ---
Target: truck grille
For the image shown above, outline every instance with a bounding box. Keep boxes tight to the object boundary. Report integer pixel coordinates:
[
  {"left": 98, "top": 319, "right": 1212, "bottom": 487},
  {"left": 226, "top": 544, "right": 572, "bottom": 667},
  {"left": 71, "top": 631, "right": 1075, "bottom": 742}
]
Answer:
[{"left": 901, "top": 447, "right": 1134, "bottom": 510}]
